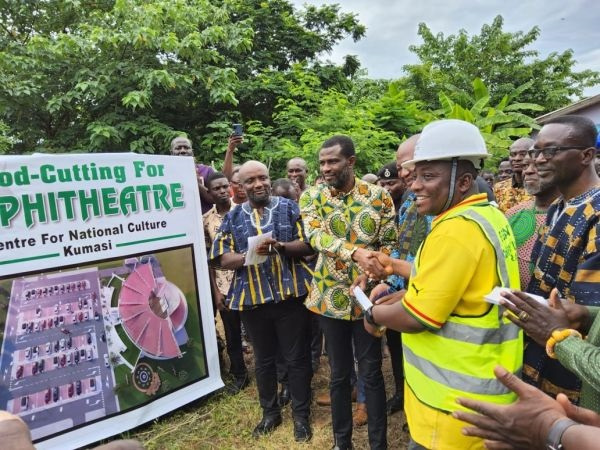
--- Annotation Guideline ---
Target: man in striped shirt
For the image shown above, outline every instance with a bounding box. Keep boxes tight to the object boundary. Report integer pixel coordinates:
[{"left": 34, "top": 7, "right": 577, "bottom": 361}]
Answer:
[{"left": 209, "top": 160, "right": 314, "bottom": 442}]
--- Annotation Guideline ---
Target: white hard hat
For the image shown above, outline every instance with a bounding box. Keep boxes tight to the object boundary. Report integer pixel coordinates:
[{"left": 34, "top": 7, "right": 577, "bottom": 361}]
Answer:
[{"left": 402, "top": 119, "right": 488, "bottom": 170}]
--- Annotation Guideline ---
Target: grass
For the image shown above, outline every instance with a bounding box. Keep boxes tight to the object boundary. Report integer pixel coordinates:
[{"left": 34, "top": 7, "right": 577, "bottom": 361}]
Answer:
[{"left": 96, "top": 318, "right": 411, "bottom": 450}]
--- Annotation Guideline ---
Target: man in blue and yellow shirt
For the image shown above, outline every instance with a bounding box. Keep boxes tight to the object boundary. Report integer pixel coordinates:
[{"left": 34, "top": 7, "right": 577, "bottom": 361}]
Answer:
[{"left": 209, "top": 160, "right": 314, "bottom": 442}]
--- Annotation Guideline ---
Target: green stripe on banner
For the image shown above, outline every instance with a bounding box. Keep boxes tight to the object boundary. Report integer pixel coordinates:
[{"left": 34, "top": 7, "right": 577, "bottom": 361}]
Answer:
[
  {"left": 0, "top": 253, "right": 61, "bottom": 265},
  {"left": 116, "top": 233, "right": 186, "bottom": 247}
]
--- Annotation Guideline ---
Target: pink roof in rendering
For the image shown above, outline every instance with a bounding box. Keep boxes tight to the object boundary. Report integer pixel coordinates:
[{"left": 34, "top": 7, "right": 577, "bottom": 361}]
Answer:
[{"left": 118, "top": 264, "right": 182, "bottom": 359}]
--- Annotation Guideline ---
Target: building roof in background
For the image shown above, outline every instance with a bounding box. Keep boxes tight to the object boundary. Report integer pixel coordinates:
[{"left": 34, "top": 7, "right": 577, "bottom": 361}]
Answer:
[{"left": 536, "top": 94, "right": 600, "bottom": 124}]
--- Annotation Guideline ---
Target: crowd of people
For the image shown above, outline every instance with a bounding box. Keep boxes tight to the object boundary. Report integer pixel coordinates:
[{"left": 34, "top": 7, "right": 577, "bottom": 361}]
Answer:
[
  {"left": 198, "top": 115, "right": 600, "bottom": 449},
  {"left": 3, "top": 115, "right": 600, "bottom": 450}
]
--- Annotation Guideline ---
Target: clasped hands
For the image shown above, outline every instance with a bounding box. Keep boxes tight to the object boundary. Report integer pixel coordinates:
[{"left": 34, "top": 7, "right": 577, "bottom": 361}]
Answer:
[{"left": 351, "top": 248, "right": 394, "bottom": 280}]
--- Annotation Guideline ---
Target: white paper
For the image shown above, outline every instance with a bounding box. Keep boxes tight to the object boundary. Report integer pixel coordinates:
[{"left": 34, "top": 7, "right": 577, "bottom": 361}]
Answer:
[
  {"left": 352, "top": 286, "right": 373, "bottom": 311},
  {"left": 484, "top": 287, "right": 547, "bottom": 306},
  {"left": 244, "top": 231, "right": 273, "bottom": 266}
]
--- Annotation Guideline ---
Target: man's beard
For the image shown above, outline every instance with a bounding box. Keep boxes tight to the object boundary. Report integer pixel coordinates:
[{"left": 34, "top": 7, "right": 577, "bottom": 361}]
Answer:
[
  {"left": 248, "top": 191, "right": 270, "bottom": 206},
  {"left": 328, "top": 166, "right": 351, "bottom": 190}
]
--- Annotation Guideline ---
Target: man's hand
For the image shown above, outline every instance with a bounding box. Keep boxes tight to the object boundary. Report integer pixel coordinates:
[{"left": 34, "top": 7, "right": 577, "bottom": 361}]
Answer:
[
  {"left": 374, "top": 289, "right": 405, "bottom": 306},
  {"left": 352, "top": 248, "right": 388, "bottom": 279},
  {"left": 350, "top": 274, "right": 368, "bottom": 293},
  {"left": 368, "top": 283, "right": 389, "bottom": 301},
  {"left": 500, "top": 289, "right": 572, "bottom": 346},
  {"left": 214, "top": 291, "right": 227, "bottom": 312},
  {"left": 453, "top": 366, "right": 567, "bottom": 448},
  {"left": 557, "top": 393, "right": 600, "bottom": 427},
  {"left": 228, "top": 134, "right": 243, "bottom": 152},
  {"left": 256, "top": 238, "right": 278, "bottom": 256},
  {"left": 197, "top": 174, "right": 208, "bottom": 192},
  {"left": 363, "top": 315, "right": 385, "bottom": 338}
]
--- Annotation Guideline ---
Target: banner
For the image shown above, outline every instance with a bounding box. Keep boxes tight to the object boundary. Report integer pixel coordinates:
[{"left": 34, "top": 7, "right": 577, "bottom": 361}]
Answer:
[{"left": 0, "top": 153, "right": 223, "bottom": 448}]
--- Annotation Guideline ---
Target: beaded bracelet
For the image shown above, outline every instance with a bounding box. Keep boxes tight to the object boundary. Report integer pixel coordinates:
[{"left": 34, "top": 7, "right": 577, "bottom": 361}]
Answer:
[{"left": 546, "top": 329, "right": 583, "bottom": 359}]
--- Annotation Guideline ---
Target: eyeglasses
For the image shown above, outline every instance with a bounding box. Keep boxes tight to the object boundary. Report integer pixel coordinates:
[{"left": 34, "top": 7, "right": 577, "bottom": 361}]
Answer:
[{"left": 527, "top": 146, "right": 589, "bottom": 160}]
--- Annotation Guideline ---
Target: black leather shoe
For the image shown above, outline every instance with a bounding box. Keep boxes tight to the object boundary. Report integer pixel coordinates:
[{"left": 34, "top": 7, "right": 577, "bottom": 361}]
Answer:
[
  {"left": 252, "top": 415, "right": 282, "bottom": 438},
  {"left": 386, "top": 392, "right": 404, "bottom": 415},
  {"left": 293, "top": 420, "right": 312, "bottom": 442},
  {"left": 278, "top": 384, "right": 291, "bottom": 407}
]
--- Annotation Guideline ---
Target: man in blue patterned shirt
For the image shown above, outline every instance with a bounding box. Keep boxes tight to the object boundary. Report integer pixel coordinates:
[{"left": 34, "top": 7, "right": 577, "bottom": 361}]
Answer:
[
  {"left": 209, "top": 161, "right": 314, "bottom": 442},
  {"left": 510, "top": 115, "right": 600, "bottom": 403}
]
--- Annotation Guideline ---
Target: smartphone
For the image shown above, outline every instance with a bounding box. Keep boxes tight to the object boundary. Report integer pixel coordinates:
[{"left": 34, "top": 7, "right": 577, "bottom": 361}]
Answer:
[
  {"left": 353, "top": 286, "right": 386, "bottom": 333},
  {"left": 352, "top": 286, "right": 373, "bottom": 311},
  {"left": 232, "top": 123, "right": 243, "bottom": 136}
]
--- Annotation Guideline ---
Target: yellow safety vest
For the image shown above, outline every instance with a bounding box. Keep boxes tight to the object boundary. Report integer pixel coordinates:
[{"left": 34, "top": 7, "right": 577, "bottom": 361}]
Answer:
[{"left": 403, "top": 202, "right": 523, "bottom": 412}]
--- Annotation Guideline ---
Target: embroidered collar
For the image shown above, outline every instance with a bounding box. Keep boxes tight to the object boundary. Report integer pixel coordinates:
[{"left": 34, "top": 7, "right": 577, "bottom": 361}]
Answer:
[{"left": 241, "top": 196, "right": 280, "bottom": 229}]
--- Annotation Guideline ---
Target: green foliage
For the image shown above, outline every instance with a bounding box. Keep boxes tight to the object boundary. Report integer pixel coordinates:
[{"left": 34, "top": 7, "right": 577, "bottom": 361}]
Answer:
[
  {"left": 0, "top": 0, "right": 254, "bottom": 153},
  {"left": 0, "top": 3, "right": 555, "bottom": 177},
  {"left": 435, "top": 78, "right": 542, "bottom": 167},
  {"left": 403, "top": 15, "right": 600, "bottom": 113},
  {"left": 0, "top": 0, "right": 364, "bottom": 156},
  {"left": 0, "top": 120, "right": 13, "bottom": 154},
  {"left": 224, "top": 65, "right": 429, "bottom": 180}
]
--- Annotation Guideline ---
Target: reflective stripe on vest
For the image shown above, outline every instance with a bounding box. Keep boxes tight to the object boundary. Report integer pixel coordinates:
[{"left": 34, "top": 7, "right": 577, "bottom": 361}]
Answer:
[
  {"left": 460, "top": 209, "right": 511, "bottom": 287},
  {"left": 403, "top": 202, "right": 523, "bottom": 413},
  {"left": 435, "top": 316, "right": 520, "bottom": 344},
  {"left": 403, "top": 345, "right": 512, "bottom": 395}
]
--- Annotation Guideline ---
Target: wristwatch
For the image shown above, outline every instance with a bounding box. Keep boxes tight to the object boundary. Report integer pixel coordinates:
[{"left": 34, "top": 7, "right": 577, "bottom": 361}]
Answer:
[
  {"left": 364, "top": 305, "right": 379, "bottom": 327},
  {"left": 546, "top": 418, "right": 578, "bottom": 449}
]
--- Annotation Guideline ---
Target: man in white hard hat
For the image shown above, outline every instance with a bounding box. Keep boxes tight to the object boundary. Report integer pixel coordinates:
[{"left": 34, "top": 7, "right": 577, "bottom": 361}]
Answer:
[{"left": 355, "top": 120, "right": 523, "bottom": 449}]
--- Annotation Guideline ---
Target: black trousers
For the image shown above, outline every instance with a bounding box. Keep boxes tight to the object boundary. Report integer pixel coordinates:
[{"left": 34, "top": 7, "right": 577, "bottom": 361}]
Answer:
[
  {"left": 386, "top": 328, "right": 404, "bottom": 395},
  {"left": 310, "top": 313, "right": 323, "bottom": 362},
  {"left": 219, "top": 308, "right": 247, "bottom": 379},
  {"left": 319, "top": 315, "right": 387, "bottom": 449},
  {"left": 276, "top": 312, "right": 318, "bottom": 385},
  {"left": 240, "top": 297, "right": 311, "bottom": 421}
]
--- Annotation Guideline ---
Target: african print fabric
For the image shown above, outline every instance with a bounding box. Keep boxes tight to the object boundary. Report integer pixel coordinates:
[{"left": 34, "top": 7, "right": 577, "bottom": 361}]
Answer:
[
  {"left": 524, "top": 185, "right": 600, "bottom": 403},
  {"left": 209, "top": 196, "right": 311, "bottom": 311},
  {"left": 387, "top": 193, "right": 433, "bottom": 292},
  {"left": 300, "top": 178, "right": 397, "bottom": 320},
  {"left": 203, "top": 204, "right": 234, "bottom": 296},
  {"left": 493, "top": 177, "right": 532, "bottom": 213},
  {"left": 506, "top": 200, "right": 547, "bottom": 289}
]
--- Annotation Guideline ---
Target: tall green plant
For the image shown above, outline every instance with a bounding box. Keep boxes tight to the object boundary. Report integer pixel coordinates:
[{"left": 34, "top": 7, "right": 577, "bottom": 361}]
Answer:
[
  {"left": 435, "top": 78, "right": 543, "bottom": 168},
  {"left": 212, "top": 65, "right": 429, "bottom": 180}
]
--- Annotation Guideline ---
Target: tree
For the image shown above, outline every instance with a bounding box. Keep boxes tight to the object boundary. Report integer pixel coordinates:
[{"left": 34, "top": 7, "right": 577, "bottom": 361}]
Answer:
[
  {"left": 402, "top": 16, "right": 600, "bottom": 113},
  {"left": 110, "top": 352, "right": 120, "bottom": 366},
  {"left": 435, "top": 78, "right": 543, "bottom": 167},
  {"left": 195, "top": 0, "right": 366, "bottom": 156},
  {"left": 0, "top": 120, "right": 12, "bottom": 154},
  {"left": 0, "top": 0, "right": 253, "bottom": 154},
  {"left": 237, "top": 65, "right": 429, "bottom": 179},
  {"left": 0, "top": 0, "right": 364, "bottom": 156}
]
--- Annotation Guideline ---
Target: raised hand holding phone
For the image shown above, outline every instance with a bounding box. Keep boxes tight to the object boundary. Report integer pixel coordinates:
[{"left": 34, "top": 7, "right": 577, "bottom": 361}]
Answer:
[{"left": 353, "top": 286, "right": 386, "bottom": 335}]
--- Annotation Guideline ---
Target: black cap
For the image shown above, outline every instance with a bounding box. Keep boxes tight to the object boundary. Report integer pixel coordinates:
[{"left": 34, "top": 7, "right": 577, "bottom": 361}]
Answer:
[{"left": 377, "top": 162, "right": 398, "bottom": 180}]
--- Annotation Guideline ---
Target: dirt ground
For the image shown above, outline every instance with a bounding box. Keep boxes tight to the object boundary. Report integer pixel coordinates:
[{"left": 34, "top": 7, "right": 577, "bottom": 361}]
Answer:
[
  {"left": 219, "top": 317, "right": 411, "bottom": 449},
  {"left": 120, "top": 319, "right": 411, "bottom": 449}
]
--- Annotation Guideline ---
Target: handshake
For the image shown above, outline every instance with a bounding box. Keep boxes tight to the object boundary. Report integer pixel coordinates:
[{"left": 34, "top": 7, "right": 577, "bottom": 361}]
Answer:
[{"left": 352, "top": 248, "right": 396, "bottom": 280}]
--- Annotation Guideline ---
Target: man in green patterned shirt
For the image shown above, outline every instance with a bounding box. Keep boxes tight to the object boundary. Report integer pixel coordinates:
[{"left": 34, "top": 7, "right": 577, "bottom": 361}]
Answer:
[{"left": 299, "top": 135, "right": 397, "bottom": 450}]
